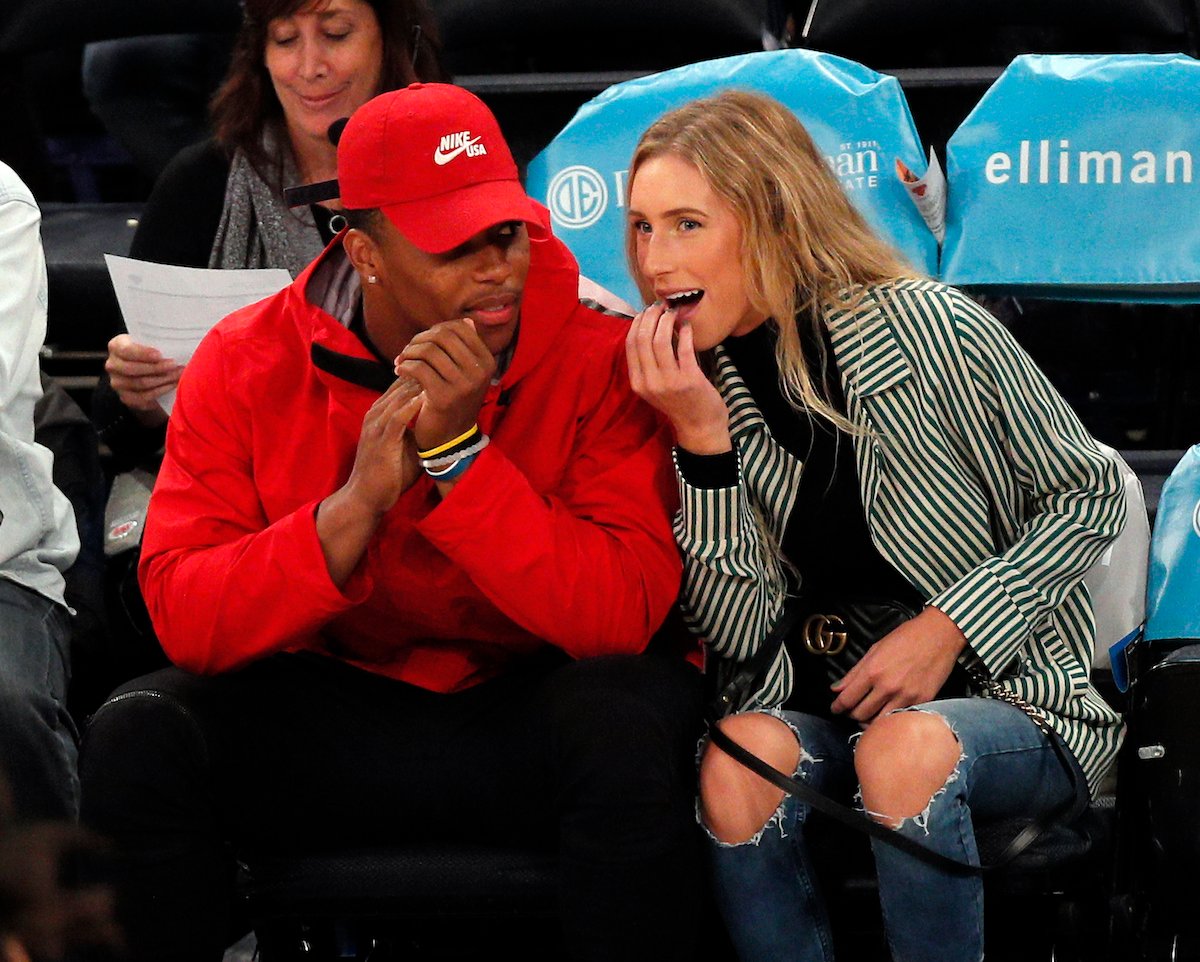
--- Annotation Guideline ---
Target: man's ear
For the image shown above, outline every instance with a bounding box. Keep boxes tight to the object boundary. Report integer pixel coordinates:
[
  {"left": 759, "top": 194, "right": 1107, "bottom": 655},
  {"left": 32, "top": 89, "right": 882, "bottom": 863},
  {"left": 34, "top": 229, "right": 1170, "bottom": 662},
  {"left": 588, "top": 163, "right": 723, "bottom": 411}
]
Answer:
[{"left": 343, "top": 227, "right": 381, "bottom": 281}]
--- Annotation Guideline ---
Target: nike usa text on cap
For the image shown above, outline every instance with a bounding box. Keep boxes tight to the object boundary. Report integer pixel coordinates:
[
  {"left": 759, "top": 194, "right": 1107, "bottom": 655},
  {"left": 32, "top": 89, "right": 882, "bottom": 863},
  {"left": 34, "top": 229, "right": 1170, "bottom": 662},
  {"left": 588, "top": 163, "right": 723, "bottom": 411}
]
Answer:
[{"left": 338, "top": 82, "right": 540, "bottom": 254}]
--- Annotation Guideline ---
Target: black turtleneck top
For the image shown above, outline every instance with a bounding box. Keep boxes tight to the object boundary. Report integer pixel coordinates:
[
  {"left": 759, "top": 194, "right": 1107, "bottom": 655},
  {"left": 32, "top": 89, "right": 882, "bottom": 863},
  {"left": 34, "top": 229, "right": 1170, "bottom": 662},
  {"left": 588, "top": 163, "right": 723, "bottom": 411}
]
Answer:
[{"left": 675, "top": 320, "right": 921, "bottom": 609}]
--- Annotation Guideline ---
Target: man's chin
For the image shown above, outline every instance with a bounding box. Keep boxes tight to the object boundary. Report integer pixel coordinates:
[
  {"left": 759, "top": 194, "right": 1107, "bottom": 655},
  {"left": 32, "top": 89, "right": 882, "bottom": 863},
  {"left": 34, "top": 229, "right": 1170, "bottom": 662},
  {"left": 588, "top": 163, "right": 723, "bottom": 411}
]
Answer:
[
  {"left": 479, "top": 319, "right": 519, "bottom": 358},
  {"left": 482, "top": 328, "right": 516, "bottom": 362}
]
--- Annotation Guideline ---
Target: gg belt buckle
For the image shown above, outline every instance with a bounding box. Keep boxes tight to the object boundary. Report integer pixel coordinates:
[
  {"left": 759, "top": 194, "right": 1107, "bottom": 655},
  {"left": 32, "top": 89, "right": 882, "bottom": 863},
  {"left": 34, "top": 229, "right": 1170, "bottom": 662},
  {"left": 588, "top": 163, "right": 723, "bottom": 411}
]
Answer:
[{"left": 801, "top": 613, "right": 848, "bottom": 656}]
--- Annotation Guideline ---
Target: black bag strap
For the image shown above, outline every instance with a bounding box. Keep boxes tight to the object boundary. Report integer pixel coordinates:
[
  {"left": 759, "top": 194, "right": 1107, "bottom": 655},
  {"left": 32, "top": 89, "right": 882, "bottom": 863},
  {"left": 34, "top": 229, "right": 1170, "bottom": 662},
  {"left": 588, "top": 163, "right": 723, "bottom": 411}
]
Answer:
[
  {"left": 707, "top": 709, "right": 1083, "bottom": 874},
  {"left": 707, "top": 605, "right": 802, "bottom": 723}
]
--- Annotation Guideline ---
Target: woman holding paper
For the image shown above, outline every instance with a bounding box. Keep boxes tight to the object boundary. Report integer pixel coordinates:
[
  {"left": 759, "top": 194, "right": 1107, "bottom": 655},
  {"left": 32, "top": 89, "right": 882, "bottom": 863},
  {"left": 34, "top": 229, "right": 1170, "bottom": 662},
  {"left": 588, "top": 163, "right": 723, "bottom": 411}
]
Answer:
[
  {"left": 623, "top": 89, "right": 1126, "bottom": 960},
  {"left": 98, "top": 0, "right": 445, "bottom": 450}
]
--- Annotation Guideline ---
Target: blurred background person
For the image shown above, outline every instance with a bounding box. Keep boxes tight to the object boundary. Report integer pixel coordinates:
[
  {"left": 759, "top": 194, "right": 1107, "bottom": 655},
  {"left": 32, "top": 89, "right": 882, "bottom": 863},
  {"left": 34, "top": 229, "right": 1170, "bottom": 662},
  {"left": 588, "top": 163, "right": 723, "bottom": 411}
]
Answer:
[
  {"left": 0, "top": 767, "right": 122, "bottom": 962},
  {"left": 96, "top": 0, "right": 446, "bottom": 453},
  {"left": 0, "top": 159, "right": 81, "bottom": 823}
]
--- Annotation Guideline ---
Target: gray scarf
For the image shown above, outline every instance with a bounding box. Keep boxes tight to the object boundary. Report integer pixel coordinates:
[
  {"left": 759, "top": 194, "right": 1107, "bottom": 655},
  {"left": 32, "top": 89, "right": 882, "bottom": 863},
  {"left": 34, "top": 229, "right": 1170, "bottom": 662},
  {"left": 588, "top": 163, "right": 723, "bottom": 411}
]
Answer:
[{"left": 208, "top": 129, "right": 327, "bottom": 278}]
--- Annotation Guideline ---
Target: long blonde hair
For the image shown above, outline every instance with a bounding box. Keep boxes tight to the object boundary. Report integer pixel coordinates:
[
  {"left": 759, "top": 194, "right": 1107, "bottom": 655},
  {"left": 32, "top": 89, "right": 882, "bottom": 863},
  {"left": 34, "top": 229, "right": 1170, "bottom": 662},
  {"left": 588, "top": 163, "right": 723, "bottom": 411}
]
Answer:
[{"left": 626, "top": 89, "right": 915, "bottom": 428}]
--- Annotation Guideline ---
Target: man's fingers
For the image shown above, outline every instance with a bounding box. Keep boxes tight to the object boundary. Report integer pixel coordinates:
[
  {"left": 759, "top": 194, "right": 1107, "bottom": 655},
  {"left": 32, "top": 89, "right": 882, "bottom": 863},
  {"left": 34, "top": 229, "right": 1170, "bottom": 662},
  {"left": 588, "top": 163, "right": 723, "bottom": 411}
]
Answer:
[
  {"left": 395, "top": 357, "right": 445, "bottom": 399},
  {"left": 429, "top": 321, "right": 486, "bottom": 369},
  {"left": 401, "top": 319, "right": 492, "bottom": 374},
  {"left": 382, "top": 393, "right": 425, "bottom": 436},
  {"left": 397, "top": 393, "right": 425, "bottom": 424},
  {"left": 368, "top": 384, "right": 424, "bottom": 439},
  {"left": 399, "top": 323, "right": 495, "bottom": 388},
  {"left": 376, "top": 374, "right": 422, "bottom": 406},
  {"left": 397, "top": 343, "right": 461, "bottom": 386}
]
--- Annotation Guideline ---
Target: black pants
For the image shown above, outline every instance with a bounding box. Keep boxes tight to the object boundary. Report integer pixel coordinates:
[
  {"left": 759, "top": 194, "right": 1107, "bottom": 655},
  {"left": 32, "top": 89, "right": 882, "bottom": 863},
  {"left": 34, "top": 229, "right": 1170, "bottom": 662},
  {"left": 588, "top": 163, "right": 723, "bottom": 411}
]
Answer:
[{"left": 79, "top": 650, "right": 705, "bottom": 962}]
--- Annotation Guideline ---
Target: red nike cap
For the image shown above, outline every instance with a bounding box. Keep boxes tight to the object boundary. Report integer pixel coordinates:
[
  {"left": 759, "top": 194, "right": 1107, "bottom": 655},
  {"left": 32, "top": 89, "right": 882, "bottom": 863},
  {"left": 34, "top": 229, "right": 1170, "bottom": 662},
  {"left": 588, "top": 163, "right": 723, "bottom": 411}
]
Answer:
[{"left": 338, "top": 83, "right": 540, "bottom": 254}]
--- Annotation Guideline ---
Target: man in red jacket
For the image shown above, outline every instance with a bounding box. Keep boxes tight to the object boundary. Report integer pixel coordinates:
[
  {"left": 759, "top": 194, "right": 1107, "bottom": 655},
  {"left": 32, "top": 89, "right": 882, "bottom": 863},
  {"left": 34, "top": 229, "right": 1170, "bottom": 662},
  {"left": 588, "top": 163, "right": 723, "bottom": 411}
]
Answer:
[{"left": 80, "top": 84, "right": 703, "bottom": 962}]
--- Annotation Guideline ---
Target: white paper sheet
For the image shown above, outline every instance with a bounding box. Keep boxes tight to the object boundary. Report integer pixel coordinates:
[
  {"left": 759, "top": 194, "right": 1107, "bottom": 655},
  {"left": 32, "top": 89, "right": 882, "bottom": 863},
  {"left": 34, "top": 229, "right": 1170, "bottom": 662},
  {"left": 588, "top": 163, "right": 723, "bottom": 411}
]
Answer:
[{"left": 104, "top": 255, "right": 291, "bottom": 414}]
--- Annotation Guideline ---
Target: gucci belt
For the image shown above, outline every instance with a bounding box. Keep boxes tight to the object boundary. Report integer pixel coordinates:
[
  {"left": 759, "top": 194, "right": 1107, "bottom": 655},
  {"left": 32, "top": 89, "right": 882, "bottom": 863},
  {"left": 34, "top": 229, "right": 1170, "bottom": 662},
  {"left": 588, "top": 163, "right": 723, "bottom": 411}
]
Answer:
[{"left": 800, "top": 613, "right": 848, "bottom": 656}]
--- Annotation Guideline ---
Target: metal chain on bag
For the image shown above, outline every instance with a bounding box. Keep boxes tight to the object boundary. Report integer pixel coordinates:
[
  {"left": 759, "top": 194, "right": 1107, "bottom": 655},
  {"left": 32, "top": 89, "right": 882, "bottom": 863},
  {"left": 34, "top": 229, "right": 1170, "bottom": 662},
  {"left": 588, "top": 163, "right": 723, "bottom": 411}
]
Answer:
[{"left": 964, "top": 665, "right": 1057, "bottom": 739}]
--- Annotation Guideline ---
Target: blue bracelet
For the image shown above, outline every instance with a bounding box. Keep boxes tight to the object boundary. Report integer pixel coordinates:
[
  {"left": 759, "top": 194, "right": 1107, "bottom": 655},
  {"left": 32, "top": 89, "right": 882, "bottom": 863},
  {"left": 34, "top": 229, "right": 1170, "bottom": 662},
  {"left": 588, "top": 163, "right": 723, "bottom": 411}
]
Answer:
[{"left": 425, "top": 452, "right": 477, "bottom": 482}]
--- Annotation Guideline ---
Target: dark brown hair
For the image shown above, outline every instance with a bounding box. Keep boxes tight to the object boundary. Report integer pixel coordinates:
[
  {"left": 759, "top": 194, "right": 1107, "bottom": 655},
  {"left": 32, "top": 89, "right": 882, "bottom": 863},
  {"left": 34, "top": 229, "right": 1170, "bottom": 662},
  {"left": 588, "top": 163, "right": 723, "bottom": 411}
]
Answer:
[{"left": 211, "top": 0, "right": 447, "bottom": 173}]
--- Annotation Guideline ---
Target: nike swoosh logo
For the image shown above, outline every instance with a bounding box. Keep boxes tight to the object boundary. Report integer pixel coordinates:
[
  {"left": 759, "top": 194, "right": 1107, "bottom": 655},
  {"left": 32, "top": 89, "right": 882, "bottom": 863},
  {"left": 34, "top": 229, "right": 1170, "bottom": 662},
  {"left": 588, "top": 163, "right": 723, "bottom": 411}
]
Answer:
[{"left": 434, "top": 137, "right": 482, "bottom": 166}]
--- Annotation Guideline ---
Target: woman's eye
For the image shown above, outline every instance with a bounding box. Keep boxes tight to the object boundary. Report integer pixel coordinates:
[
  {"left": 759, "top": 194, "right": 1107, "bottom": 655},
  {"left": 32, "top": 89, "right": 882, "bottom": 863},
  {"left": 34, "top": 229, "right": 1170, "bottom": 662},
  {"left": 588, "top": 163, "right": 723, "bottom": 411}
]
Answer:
[
  {"left": 325, "top": 31, "right": 351, "bottom": 41},
  {"left": 679, "top": 218, "right": 701, "bottom": 231},
  {"left": 270, "top": 33, "right": 298, "bottom": 46},
  {"left": 632, "top": 221, "right": 651, "bottom": 235}
]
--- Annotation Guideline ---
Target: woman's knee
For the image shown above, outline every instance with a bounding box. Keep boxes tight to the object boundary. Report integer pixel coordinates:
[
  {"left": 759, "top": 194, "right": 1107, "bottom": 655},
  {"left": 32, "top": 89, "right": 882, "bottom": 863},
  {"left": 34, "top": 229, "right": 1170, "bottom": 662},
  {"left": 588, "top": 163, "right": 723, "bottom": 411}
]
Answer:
[
  {"left": 855, "top": 709, "right": 962, "bottom": 827},
  {"left": 700, "top": 712, "right": 800, "bottom": 845}
]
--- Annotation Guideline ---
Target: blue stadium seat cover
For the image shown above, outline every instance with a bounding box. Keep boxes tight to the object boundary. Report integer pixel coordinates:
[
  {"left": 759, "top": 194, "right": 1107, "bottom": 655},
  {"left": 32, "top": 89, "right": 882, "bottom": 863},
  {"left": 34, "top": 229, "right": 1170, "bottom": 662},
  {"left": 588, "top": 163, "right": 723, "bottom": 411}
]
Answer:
[
  {"left": 942, "top": 54, "right": 1200, "bottom": 301},
  {"left": 1145, "top": 444, "right": 1200, "bottom": 643},
  {"left": 526, "top": 49, "right": 939, "bottom": 308}
]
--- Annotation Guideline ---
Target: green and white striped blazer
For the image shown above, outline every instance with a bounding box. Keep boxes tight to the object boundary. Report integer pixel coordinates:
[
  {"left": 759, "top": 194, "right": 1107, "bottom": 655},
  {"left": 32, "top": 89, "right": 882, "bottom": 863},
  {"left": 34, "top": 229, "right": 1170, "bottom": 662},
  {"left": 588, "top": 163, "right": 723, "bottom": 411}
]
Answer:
[{"left": 676, "top": 279, "right": 1127, "bottom": 793}]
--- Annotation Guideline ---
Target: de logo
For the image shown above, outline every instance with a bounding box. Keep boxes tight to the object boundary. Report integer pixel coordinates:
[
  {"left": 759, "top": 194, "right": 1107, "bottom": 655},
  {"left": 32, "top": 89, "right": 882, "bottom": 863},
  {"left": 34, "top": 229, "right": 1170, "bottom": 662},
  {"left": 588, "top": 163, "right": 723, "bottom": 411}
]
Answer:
[{"left": 547, "top": 165, "right": 609, "bottom": 229}]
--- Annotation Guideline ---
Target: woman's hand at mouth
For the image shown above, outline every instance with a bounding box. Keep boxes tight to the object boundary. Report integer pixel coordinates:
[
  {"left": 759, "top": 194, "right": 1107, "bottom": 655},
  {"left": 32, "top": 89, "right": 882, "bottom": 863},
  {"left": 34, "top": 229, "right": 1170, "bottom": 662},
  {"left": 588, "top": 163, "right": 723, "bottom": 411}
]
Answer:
[{"left": 625, "top": 300, "right": 731, "bottom": 455}]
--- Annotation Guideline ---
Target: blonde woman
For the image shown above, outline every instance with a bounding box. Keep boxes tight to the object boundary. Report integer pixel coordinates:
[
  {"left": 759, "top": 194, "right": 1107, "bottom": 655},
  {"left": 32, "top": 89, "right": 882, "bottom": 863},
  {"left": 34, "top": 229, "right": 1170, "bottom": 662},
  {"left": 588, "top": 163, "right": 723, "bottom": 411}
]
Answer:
[{"left": 623, "top": 89, "right": 1125, "bottom": 961}]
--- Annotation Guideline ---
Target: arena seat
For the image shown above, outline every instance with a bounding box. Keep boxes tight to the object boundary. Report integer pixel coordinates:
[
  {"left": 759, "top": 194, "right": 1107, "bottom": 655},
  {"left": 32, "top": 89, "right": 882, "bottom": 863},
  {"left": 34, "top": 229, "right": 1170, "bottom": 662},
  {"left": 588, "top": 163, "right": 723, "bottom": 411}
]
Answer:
[
  {"left": 782, "top": 1, "right": 1200, "bottom": 189},
  {"left": 979, "top": 801, "right": 1118, "bottom": 962},
  {"left": 428, "top": 0, "right": 774, "bottom": 176},
  {"left": 0, "top": 0, "right": 237, "bottom": 57},
  {"left": 234, "top": 778, "right": 1122, "bottom": 961},
  {"left": 37, "top": 202, "right": 140, "bottom": 419},
  {"left": 239, "top": 845, "right": 562, "bottom": 961},
  {"left": 787, "top": 0, "right": 1198, "bottom": 71},
  {"left": 525, "top": 48, "right": 940, "bottom": 310},
  {"left": 429, "top": 0, "right": 771, "bottom": 76}
]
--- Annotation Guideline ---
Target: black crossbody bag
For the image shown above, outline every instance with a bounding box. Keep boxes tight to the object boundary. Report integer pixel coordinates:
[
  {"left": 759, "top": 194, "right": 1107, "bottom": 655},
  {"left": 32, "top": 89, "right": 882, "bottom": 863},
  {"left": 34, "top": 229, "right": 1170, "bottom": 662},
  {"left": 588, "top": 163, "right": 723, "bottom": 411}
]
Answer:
[{"left": 706, "top": 600, "right": 1086, "bottom": 874}]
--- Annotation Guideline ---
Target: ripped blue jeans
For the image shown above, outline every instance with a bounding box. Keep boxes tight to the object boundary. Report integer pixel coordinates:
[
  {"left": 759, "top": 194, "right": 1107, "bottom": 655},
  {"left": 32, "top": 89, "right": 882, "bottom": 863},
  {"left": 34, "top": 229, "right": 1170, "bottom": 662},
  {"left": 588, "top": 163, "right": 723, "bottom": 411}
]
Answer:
[{"left": 705, "top": 698, "right": 1086, "bottom": 962}]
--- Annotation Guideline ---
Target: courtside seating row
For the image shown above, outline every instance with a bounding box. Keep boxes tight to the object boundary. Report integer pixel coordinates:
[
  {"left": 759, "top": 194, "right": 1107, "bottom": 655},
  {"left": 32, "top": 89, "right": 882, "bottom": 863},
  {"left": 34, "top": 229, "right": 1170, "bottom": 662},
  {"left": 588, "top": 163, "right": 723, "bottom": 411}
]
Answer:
[
  {"left": 14, "top": 3, "right": 1196, "bottom": 960},
  {"left": 35, "top": 197, "right": 1188, "bottom": 962}
]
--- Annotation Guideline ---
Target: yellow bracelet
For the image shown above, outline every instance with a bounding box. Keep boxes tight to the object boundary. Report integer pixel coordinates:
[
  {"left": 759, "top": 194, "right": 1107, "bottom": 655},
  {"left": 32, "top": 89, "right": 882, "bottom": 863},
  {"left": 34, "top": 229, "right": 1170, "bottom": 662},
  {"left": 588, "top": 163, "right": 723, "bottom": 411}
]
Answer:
[{"left": 417, "top": 425, "right": 479, "bottom": 460}]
